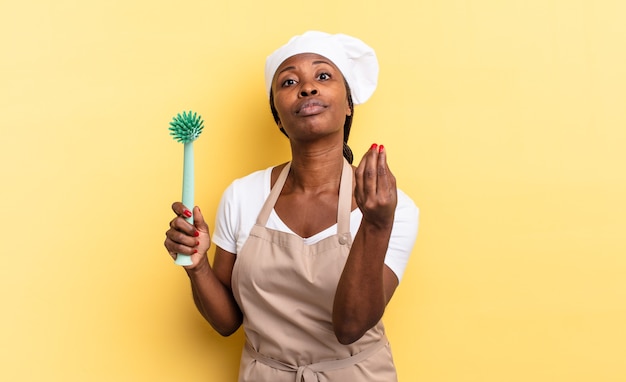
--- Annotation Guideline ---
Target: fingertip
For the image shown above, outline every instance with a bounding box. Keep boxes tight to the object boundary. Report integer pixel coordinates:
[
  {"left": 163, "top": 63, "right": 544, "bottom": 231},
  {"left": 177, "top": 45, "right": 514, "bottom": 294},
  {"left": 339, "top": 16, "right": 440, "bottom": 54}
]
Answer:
[
  {"left": 377, "top": 144, "right": 386, "bottom": 163},
  {"left": 193, "top": 206, "right": 208, "bottom": 228},
  {"left": 172, "top": 201, "right": 185, "bottom": 215}
]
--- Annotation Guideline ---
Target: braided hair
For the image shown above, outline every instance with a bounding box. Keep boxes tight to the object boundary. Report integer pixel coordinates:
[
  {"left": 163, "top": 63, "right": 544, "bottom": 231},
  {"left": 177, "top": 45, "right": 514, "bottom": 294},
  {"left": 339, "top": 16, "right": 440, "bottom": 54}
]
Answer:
[{"left": 269, "top": 80, "right": 355, "bottom": 164}]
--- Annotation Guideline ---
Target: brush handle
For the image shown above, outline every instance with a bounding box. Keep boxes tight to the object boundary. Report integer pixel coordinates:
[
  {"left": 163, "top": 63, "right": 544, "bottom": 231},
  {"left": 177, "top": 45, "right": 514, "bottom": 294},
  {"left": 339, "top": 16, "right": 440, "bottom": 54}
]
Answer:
[{"left": 176, "top": 142, "right": 195, "bottom": 266}]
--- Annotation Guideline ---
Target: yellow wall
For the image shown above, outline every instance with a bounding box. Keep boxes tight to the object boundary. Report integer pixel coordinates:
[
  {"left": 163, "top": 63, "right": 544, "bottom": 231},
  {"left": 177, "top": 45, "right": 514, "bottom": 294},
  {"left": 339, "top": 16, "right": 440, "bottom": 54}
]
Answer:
[{"left": 2, "top": 1, "right": 625, "bottom": 381}]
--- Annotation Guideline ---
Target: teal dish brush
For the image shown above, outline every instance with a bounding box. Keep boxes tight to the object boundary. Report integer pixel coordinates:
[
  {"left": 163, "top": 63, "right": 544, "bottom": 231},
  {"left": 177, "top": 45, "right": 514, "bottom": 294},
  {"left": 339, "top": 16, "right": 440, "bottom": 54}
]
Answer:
[{"left": 169, "top": 110, "right": 204, "bottom": 266}]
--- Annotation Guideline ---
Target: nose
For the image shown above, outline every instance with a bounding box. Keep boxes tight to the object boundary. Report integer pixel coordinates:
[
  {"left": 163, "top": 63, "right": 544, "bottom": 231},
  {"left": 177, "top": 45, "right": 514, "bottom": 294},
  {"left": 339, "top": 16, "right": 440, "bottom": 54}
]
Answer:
[{"left": 299, "top": 82, "right": 318, "bottom": 97}]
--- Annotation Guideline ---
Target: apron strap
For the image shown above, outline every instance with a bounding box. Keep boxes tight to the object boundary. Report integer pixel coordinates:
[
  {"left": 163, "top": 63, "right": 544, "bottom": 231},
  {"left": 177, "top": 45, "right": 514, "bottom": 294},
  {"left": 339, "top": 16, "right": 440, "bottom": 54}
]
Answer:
[
  {"left": 255, "top": 159, "right": 354, "bottom": 247},
  {"left": 337, "top": 158, "right": 353, "bottom": 246},
  {"left": 245, "top": 337, "right": 387, "bottom": 382},
  {"left": 256, "top": 161, "right": 292, "bottom": 225}
]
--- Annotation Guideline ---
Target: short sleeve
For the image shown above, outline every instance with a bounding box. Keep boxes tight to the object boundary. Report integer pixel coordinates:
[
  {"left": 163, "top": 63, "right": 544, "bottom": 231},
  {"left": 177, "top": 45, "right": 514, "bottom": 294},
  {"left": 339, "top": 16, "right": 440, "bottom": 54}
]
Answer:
[
  {"left": 211, "top": 181, "right": 239, "bottom": 254},
  {"left": 383, "top": 189, "right": 419, "bottom": 282},
  {"left": 211, "top": 168, "right": 270, "bottom": 255}
]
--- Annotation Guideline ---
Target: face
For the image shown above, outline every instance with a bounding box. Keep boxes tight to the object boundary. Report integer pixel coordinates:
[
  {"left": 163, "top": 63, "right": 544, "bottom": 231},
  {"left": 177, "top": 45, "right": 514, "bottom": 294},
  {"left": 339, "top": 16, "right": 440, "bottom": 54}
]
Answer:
[{"left": 271, "top": 53, "right": 352, "bottom": 141}]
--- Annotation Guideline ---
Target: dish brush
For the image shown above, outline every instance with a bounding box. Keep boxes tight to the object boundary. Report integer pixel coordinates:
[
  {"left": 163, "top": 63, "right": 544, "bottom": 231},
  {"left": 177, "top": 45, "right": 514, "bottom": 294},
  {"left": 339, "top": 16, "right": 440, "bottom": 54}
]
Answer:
[{"left": 169, "top": 110, "right": 204, "bottom": 266}]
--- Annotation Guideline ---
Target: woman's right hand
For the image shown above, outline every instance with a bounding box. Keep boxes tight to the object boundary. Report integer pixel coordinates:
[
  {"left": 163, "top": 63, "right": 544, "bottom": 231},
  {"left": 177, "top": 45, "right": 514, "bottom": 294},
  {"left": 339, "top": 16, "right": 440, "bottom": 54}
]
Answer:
[{"left": 164, "top": 202, "right": 212, "bottom": 269}]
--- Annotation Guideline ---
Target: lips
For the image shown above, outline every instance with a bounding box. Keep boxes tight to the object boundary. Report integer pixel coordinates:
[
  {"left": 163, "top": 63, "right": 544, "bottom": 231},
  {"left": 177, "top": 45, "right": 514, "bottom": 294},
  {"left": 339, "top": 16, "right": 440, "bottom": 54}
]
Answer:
[{"left": 295, "top": 99, "right": 327, "bottom": 116}]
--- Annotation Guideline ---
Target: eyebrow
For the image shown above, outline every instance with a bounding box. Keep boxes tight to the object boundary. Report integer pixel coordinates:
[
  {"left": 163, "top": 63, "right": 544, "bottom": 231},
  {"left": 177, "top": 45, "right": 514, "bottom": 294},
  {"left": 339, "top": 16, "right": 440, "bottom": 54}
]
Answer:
[{"left": 277, "top": 60, "right": 333, "bottom": 75}]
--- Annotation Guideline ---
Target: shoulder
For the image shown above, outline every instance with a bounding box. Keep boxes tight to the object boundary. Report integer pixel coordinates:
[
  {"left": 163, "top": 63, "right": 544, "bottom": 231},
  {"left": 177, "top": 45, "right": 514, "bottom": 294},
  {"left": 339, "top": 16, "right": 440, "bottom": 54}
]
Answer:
[
  {"left": 221, "top": 166, "right": 273, "bottom": 203},
  {"left": 389, "top": 188, "right": 419, "bottom": 238},
  {"left": 229, "top": 167, "right": 271, "bottom": 191},
  {"left": 213, "top": 165, "right": 276, "bottom": 253},
  {"left": 384, "top": 188, "right": 419, "bottom": 282},
  {"left": 396, "top": 188, "right": 419, "bottom": 220}
]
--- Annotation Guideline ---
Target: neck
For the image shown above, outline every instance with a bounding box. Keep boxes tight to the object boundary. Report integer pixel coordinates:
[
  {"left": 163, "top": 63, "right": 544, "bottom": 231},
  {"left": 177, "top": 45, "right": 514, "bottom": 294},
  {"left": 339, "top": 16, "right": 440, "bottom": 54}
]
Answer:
[{"left": 287, "top": 142, "right": 345, "bottom": 191}]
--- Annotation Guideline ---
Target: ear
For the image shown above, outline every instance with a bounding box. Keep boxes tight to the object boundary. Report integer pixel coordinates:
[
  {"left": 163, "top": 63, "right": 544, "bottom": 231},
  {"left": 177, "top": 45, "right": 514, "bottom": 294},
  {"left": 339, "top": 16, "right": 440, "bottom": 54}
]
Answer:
[{"left": 345, "top": 98, "right": 352, "bottom": 117}]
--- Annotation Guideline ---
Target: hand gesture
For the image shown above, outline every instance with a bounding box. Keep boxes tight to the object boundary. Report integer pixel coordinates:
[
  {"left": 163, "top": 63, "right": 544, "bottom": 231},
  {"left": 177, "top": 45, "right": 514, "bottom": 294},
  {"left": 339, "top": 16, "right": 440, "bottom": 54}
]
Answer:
[{"left": 354, "top": 144, "right": 398, "bottom": 230}]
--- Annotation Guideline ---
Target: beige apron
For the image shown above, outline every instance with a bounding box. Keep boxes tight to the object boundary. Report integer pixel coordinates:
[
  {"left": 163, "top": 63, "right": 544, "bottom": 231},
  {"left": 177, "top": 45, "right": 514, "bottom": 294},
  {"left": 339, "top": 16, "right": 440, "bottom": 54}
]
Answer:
[{"left": 231, "top": 159, "right": 398, "bottom": 382}]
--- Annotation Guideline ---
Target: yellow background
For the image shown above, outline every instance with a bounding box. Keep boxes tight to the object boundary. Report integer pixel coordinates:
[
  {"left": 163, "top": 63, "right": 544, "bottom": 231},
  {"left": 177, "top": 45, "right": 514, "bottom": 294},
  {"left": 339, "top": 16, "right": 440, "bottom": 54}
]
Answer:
[{"left": 1, "top": 0, "right": 625, "bottom": 381}]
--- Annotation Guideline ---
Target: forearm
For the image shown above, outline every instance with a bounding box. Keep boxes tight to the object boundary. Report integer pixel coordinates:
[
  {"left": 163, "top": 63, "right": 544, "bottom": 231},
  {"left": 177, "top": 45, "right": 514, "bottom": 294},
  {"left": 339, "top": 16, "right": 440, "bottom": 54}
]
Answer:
[
  {"left": 332, "top": 221, "right": 394, "bottom": 344},
  {"left": 186, "top": 260, "right": 242, "bottom": 336}
]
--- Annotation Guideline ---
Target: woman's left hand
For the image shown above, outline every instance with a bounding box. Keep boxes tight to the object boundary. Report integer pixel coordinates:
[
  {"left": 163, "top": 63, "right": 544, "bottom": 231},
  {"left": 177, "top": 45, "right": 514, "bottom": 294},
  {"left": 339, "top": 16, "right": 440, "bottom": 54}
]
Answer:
[{"left": 354, "top": 144, "right": 398, "bottom": 230}]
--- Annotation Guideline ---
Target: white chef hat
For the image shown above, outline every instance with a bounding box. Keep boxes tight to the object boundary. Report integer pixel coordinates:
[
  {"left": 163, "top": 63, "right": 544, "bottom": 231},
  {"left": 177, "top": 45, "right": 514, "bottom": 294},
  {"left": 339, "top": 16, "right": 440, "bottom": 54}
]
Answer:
[{"left": 265, "top": 31, "right": 379, "bottom": 105}]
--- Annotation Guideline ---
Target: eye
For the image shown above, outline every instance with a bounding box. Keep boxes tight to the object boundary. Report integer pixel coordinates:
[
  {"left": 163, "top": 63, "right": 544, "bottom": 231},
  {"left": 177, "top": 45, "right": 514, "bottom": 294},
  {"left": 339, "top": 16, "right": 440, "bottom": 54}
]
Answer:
[
  {"left": 317, "top": 72, "right": 331, "bottom": 81},
  {"left": 281, "top": 78, "right": 297, "bottom": 87}
]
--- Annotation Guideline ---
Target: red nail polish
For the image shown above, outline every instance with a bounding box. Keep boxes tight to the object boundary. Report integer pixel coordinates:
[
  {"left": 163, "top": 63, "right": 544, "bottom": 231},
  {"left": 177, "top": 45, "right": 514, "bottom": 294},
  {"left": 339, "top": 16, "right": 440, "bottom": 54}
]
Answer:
[
  {"left": 379, "top": 144, "right": 384, "bottom": 153},
  {"left": 194, "top": 231, "right": 200, "bottom": 237},
  {"left": 193, "top": 249, "right": 198, "bottom": 254},
  {"left": 196, "top": 241, "right": 200, "bottom": 246},
  {"left": 183, "top": 210, "right": 192, "bottom": 218},
  {"left": 370, "top": 143, "right": 378, "bottom": 150}
]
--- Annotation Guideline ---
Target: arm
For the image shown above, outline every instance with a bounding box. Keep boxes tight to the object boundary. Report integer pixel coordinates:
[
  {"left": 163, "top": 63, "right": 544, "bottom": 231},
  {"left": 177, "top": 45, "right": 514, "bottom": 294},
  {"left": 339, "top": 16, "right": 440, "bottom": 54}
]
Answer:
[
  {"left": 187, "top": 246, "right": 242, "bottom": 336},
  {"left": 333, "top": 144, "right": 399, "bottom": 344},
  {"left": 165, "top": 203, "right": 242, "bottom": 336}
]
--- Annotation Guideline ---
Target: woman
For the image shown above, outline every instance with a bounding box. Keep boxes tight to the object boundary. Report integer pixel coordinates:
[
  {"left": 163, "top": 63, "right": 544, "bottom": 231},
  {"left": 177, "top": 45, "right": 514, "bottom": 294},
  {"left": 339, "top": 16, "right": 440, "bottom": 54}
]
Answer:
[{"left": 165, "top": 31, "right": 419, "bottom": 381}]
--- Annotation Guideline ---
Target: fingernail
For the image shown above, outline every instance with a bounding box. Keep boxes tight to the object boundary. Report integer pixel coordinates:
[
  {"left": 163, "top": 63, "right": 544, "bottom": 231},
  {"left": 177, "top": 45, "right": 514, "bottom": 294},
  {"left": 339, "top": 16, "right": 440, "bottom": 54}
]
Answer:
[
  {"left": 194, "top": 231, "right": 200, "bottom": 237},
  {"left": 193, "top": 249, "right": 198, "bottom": 254},
  {"left": 370, "top": 143, "right": 378, "bottom": 150},
  {"left": 196, "top": 241, "right": 200, "bottom": 246},
  {"left": 183, "top": 210, "right": 192, "bottom": 218},
  {"left": 379, "top": 144, "right": 384, "bottom": 153}
]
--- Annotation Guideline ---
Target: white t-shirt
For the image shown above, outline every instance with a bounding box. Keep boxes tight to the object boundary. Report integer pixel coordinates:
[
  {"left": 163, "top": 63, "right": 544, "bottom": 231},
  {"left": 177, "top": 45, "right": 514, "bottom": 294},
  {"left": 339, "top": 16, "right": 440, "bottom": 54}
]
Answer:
[{"left": 212, "top": 166, "right": 419, "bottom": 281}]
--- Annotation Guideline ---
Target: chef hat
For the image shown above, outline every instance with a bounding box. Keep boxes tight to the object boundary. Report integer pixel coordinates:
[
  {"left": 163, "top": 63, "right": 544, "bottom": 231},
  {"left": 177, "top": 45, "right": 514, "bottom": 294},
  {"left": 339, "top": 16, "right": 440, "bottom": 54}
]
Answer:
[{"left": 265, "top": 31, "right": 379, "bottom": 105}]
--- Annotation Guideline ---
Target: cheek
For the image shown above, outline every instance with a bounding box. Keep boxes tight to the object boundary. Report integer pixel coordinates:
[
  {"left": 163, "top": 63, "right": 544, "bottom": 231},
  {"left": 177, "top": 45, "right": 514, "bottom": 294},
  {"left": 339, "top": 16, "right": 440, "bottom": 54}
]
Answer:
[
  {"left": 271, "top": 92, "right": 288, "bottom": 117},
  {"left": 344, "top": 98, "right": 352, "bottom": 116},
  {"left": 274, "top": 99, "right": 291, "bottom": 122}
]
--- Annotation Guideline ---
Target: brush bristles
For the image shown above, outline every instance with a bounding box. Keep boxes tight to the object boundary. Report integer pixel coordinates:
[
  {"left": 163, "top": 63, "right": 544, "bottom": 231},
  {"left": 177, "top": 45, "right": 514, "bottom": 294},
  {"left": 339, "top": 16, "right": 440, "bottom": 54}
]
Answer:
[{"left": 169, "top": 111, "right": 204, "bottom": 143}]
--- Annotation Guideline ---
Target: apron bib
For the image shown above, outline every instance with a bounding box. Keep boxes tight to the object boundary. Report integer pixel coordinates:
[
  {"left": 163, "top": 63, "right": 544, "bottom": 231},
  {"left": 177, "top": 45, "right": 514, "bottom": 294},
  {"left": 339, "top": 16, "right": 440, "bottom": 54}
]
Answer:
[{"left": 232, "top": 159, "right": 397, "bottom": 382}]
